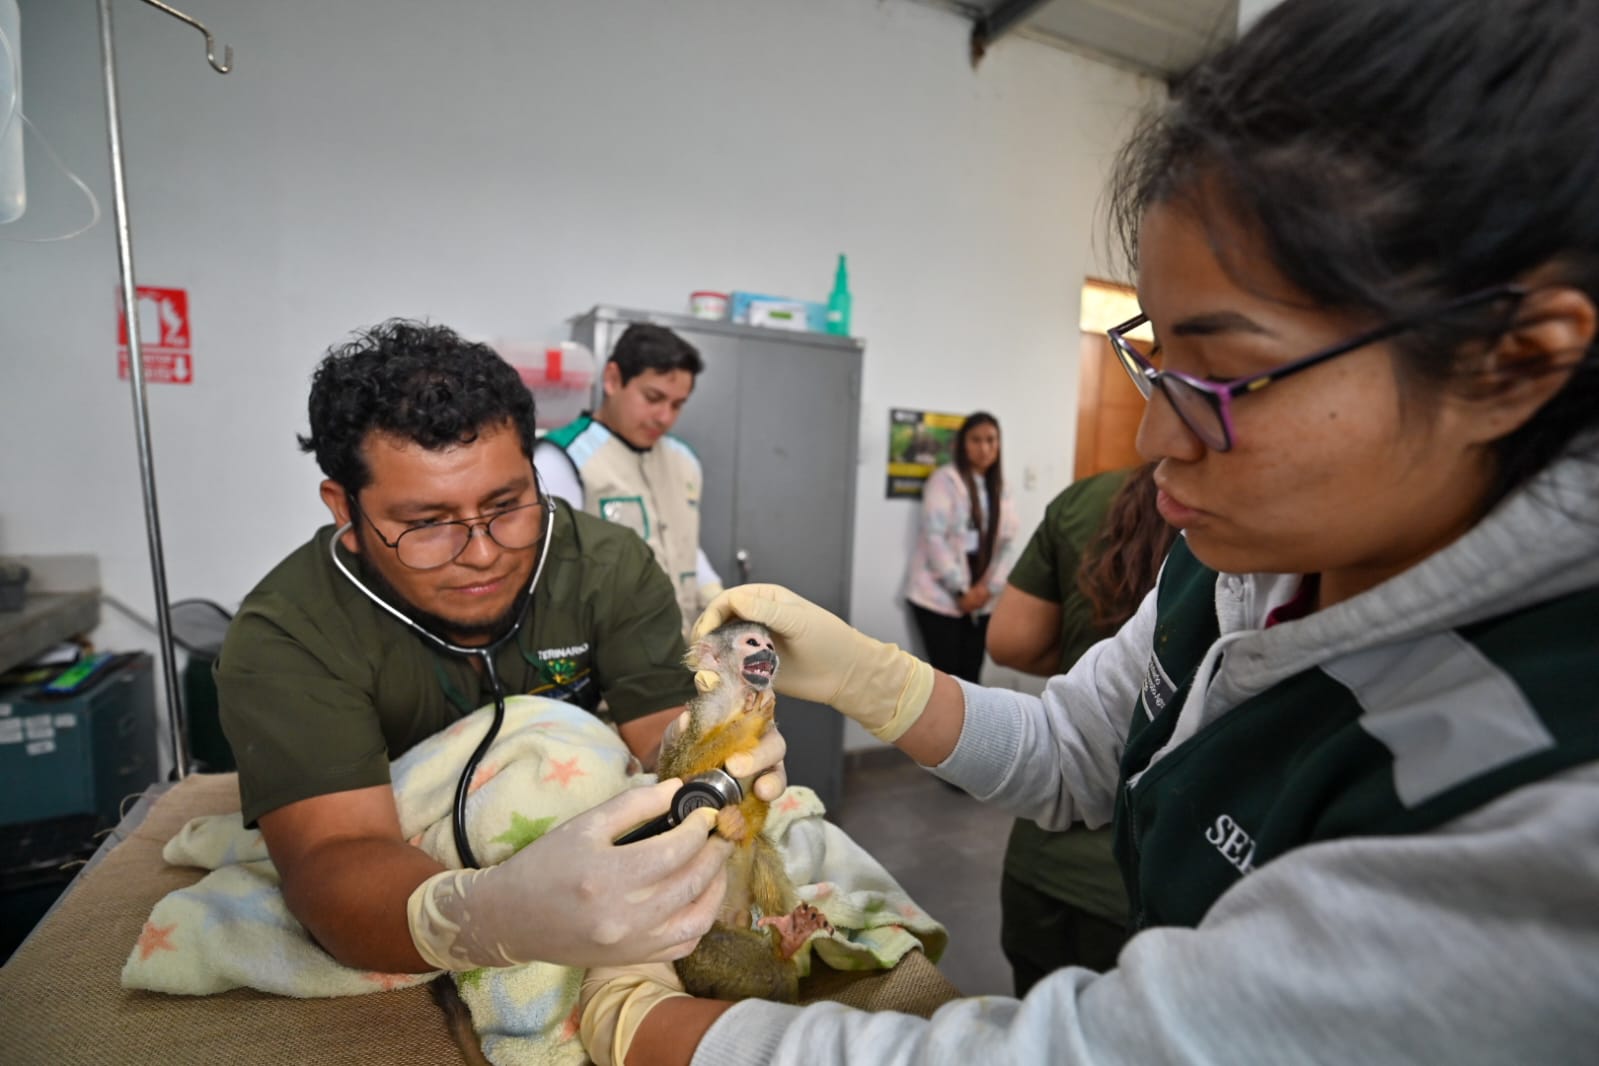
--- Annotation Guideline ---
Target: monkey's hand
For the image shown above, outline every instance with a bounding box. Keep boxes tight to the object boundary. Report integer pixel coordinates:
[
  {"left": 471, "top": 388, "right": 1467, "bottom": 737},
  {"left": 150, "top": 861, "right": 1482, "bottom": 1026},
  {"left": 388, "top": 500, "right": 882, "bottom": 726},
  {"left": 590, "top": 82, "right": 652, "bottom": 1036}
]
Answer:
[
  {"left": 757, "top": 903, "right": 834, "bottom": 961},
  {"left": 715, "top": 804, "right": 750, "bottom": 845}
]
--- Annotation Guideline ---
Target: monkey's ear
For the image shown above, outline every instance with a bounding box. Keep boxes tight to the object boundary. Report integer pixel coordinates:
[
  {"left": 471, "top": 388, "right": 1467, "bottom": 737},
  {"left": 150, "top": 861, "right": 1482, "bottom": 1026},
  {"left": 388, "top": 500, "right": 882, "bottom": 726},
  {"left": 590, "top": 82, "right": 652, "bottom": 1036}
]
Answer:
[{"left": 686, "top": 637, "right": 717, "bottom": 671}]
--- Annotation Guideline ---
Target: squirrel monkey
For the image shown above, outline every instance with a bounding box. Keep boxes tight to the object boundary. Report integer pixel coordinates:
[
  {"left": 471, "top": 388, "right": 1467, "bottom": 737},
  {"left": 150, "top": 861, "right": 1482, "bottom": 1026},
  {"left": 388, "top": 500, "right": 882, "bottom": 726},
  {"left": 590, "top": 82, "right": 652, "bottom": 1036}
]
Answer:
[{"left": 658, "top": 621, "right": 831, "bottom": 1002}]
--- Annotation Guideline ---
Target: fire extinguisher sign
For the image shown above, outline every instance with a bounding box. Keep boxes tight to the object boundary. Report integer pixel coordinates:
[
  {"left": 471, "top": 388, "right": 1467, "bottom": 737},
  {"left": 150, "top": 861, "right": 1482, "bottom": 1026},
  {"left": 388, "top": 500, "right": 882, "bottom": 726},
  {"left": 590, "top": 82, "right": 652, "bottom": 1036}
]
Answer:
[{"left": 116, "top": 286, "right": 194, "bottom": 385}]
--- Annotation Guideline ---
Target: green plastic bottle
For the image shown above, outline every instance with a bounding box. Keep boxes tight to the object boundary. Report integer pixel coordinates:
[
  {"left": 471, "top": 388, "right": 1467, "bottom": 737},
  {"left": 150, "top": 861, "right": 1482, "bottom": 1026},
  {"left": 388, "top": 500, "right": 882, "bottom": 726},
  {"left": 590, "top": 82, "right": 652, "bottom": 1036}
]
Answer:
[{"left": 825, "top": 253, "right": 852, "bottom": 336}]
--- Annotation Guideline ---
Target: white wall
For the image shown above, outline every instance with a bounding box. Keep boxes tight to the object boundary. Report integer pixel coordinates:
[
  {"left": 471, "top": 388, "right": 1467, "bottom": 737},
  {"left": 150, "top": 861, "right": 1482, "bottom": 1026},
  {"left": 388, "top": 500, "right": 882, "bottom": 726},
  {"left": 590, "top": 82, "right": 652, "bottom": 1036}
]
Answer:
[{"left": 0, "top": 0, "right": 1156, "bottom": 756}]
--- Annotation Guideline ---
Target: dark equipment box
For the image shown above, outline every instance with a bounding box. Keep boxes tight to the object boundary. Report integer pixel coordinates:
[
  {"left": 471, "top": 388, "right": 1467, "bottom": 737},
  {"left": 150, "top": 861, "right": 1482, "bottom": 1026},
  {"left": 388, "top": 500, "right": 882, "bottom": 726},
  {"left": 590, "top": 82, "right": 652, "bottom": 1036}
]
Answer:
[
  {"left": 1, "top": 652, "right": 160, "bottom": 962},
  {"left": 0, "top": 652, "right": 159, "bottom": 829}
]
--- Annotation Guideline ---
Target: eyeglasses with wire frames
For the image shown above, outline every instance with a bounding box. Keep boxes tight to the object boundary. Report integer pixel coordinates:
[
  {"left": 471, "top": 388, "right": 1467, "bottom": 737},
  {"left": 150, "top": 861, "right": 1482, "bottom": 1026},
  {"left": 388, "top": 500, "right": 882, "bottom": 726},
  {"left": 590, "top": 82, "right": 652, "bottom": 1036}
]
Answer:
[
  {"left": 357, "top": 496, "right": 553, "bottom": 571},
  {"left": 1106, "top": 285, "right": 1527, "bottom": 452}
]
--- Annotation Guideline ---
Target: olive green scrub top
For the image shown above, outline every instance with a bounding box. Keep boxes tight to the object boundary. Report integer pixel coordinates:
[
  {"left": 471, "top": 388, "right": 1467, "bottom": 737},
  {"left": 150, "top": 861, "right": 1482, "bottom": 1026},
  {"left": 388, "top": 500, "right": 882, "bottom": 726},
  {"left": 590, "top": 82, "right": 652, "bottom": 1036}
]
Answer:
[
  {"left": 1002, "top": 468, "right": 1133, "bottom": 924},
  {"left": 216, "top": 502, "right": 694, "bottom": 826}
]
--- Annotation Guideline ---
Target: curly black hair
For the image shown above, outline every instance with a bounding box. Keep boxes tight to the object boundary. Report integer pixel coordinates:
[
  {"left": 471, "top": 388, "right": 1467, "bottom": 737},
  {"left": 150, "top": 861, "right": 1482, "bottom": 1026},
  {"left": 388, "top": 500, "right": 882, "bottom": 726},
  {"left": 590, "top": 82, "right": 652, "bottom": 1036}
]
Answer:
[{"left": 297, "top": 319, "right": 537, "bottom": 495}]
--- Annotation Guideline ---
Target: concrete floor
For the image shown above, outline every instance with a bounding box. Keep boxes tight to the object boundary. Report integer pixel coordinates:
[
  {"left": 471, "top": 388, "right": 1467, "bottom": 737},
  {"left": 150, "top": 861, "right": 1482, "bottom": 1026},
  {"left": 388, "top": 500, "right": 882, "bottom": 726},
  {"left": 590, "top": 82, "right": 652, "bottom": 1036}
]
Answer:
[{"left": 833, "top": 747, "right": 1019, "bottom": 998}]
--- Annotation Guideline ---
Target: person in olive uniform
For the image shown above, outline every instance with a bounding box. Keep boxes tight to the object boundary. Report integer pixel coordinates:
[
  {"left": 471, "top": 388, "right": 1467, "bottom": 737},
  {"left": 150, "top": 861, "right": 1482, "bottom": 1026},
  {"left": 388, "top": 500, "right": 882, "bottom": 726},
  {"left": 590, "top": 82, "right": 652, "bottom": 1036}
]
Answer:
[{"left": 216, "top": 319, "right": 781, "bottom": 978}]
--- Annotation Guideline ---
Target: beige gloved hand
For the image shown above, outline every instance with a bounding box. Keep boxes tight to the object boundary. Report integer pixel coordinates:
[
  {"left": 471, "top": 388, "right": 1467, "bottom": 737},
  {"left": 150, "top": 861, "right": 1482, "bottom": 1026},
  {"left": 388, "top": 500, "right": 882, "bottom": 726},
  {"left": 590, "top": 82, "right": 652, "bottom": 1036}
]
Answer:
[
  {"left": 407, "top": 778, "right": 731, "bottom": 971},
  {"left": 693, "top": 584, "right": 935, "bottom": 743},
  {"left": 579, "top": 960, "right": 689, "bottom": 1066}
]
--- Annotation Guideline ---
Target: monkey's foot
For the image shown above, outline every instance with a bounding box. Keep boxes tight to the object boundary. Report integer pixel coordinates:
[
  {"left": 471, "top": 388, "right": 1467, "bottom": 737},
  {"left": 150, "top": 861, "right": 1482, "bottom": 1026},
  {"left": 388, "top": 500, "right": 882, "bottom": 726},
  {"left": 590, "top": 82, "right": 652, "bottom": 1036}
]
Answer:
[
  {"left": 757, "top": 903, "right": 834, "bottom": 961},
  {"left": 715, "top": 804, "right": 749, "bottom": 844}
]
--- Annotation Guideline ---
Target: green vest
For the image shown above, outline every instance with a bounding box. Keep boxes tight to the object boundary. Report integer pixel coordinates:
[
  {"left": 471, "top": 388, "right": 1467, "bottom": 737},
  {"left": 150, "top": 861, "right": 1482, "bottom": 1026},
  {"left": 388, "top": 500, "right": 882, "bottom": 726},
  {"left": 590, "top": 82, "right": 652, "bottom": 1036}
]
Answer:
[{"left": 1114, "top": 539, "right": 1599, "bottom": 930}]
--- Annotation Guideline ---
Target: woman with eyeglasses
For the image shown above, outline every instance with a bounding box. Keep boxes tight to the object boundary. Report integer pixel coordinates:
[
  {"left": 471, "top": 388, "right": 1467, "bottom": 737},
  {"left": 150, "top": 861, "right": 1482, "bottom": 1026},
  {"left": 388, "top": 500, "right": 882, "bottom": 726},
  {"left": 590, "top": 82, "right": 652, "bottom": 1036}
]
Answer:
[{"left": 579, "top": 1, "right": 1599, "bottom": 1063}]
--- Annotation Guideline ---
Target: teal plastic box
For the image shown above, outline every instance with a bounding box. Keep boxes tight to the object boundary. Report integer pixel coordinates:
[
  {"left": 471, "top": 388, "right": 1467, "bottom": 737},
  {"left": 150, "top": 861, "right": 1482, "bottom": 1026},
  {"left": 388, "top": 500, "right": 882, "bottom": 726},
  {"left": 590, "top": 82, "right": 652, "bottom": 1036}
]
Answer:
[
  {"left": 0, "top": 653, "right": 158, "bottom": 828},
  {"left": 729, "top": 291, "right": 827, "bottom": 332}
]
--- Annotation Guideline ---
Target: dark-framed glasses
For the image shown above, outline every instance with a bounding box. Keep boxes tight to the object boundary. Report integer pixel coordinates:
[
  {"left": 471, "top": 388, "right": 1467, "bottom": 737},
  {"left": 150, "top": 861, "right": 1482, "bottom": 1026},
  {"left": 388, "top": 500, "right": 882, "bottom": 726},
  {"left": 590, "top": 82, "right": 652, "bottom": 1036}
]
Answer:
[
  {"left": 360, "top": 498, "right": 551, "bottom": 570},
  {"left": 1106, "top": 285, "right": 1526, "bottom": 452}
]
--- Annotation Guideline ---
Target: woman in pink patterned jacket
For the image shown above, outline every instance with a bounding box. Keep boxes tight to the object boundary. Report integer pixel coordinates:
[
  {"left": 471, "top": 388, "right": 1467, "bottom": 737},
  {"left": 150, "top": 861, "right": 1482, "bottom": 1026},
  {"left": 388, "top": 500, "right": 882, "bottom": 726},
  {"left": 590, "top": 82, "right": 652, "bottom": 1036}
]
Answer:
[{"left": 903, "top": 411, "right": 1021, "bottom": 683}]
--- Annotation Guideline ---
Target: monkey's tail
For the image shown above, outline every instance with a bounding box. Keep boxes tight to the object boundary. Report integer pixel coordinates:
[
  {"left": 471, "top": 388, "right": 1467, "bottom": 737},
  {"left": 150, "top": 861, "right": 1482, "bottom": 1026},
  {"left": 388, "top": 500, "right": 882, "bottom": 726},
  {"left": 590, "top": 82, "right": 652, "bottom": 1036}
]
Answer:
[{"left": 429, "top": 975, "right": 494, "bottom": 1066}]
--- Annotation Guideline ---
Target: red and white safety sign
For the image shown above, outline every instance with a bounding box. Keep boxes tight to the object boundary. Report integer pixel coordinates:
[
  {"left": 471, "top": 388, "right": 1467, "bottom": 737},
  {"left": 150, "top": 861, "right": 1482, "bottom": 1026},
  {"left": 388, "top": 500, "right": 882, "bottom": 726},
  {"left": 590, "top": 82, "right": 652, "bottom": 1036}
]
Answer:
[{"left": 117, "top": 286, "right": 193, "bottom": 385}]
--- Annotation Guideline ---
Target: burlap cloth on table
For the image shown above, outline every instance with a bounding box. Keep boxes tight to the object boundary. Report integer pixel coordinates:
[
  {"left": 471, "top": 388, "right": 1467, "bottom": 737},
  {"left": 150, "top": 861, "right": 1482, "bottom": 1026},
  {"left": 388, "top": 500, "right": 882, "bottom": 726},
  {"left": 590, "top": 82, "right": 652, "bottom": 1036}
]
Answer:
[{"left": 0, "top": 773, "right": 960, "bottom": 1066}]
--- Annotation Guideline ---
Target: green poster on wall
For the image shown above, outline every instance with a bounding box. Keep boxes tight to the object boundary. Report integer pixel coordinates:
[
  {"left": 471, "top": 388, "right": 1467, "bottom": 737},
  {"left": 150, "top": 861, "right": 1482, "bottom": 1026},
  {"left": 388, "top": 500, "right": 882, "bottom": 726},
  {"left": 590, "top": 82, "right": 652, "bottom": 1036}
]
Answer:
[{"left": 886, "top": 408, "right": 963, "bottom": 498}]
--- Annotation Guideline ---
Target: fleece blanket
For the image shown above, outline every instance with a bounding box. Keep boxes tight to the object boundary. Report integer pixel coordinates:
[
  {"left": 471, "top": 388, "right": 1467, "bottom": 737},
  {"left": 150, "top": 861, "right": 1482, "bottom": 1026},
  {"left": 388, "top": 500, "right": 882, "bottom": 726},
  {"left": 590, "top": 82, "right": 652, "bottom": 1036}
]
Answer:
[{"left": 122, "top": 696, "right": 947, "bottom": 1066}]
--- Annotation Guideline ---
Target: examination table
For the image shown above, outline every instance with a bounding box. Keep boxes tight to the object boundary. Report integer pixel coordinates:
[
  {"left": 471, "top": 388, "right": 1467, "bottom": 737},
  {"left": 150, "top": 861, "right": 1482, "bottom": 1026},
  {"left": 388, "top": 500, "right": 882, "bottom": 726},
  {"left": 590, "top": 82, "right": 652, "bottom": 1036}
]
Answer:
[{"left": 0, "top": 773, "right": 961, "bottom": 1065}]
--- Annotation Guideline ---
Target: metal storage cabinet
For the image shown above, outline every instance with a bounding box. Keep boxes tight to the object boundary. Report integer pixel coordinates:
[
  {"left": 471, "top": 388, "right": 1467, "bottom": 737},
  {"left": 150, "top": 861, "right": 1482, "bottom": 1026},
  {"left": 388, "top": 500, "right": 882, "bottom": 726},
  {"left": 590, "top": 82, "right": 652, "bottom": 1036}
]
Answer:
[{"left": 570, "top": 307, "right": 861, "bottom": 813}]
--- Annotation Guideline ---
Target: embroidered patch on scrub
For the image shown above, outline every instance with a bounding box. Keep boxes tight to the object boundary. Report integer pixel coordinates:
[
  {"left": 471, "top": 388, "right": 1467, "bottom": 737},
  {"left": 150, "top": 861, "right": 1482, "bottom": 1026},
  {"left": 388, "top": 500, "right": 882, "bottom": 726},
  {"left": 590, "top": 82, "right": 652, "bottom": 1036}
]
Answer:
[{"left": 599, "top": 495, "right": 650, "bottom": 539}]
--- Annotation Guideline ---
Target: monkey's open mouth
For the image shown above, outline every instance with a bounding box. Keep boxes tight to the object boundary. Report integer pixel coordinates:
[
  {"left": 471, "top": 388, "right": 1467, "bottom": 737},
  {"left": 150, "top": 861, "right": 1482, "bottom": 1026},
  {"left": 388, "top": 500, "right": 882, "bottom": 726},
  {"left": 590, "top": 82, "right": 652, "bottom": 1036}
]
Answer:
[{"left": 741, "top": 649, "right": 777, "bottom": 688}]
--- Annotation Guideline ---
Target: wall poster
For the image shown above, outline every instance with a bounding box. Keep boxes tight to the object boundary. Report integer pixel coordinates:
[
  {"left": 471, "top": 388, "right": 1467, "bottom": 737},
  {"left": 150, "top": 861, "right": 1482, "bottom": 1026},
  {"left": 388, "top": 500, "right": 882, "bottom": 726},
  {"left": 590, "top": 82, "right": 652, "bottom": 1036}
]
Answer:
[{"left": 886, "top": 408, "right": 963, "bottom": 499}]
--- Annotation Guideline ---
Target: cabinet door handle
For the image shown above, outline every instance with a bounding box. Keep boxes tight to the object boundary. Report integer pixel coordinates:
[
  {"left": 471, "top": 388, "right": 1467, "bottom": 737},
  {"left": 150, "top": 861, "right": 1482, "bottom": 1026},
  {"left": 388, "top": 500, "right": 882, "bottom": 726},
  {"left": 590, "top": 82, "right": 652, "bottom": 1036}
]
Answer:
[{"left": 735, "top": 549, "right": 751, "bottom": 584}]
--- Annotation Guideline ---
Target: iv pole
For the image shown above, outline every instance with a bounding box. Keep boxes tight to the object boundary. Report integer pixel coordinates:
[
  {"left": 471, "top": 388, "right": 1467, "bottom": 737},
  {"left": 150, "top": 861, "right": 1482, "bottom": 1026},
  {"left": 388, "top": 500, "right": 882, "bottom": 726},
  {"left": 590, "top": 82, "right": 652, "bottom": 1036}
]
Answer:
[{"left": 97, "top": 0, "right": 231, "bottom": 780}]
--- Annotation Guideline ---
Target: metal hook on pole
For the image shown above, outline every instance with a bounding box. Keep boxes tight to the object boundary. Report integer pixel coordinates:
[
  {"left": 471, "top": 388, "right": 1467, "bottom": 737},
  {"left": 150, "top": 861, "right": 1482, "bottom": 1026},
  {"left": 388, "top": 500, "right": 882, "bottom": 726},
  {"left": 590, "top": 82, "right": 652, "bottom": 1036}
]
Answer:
[{"left": 133, "top": 0, "right": 232, "bottom": 73}]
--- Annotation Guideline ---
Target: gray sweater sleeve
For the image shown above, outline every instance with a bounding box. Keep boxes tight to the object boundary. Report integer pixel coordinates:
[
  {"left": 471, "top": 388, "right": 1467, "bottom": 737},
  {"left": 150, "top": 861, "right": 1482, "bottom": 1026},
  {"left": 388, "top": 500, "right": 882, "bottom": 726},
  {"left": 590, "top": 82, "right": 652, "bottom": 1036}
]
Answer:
[
  {"left": 932, "top": 583, "right": 1158, "bottom": 830},
  {"left": 691, "top": 762, "right": 1599, "bottom": 1066}
]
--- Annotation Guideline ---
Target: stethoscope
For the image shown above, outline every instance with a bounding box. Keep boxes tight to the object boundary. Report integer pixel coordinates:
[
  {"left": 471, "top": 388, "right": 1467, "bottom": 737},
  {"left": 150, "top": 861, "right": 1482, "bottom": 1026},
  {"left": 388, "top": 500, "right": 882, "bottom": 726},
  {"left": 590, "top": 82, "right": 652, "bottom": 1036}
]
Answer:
[{"left": 329, "top": 496, "right": 557, "bottom": 869}]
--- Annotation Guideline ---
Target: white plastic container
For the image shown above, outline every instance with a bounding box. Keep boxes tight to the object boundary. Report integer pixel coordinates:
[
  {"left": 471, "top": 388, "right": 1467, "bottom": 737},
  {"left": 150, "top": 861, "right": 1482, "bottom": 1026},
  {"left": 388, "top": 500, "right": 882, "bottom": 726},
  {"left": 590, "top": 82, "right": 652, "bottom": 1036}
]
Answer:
[
  {"left": 491, "top": 339, "right": 596, "bottom": 429},
  {"left": 688, "top": 291, "right": 729, "bottom": 320}
]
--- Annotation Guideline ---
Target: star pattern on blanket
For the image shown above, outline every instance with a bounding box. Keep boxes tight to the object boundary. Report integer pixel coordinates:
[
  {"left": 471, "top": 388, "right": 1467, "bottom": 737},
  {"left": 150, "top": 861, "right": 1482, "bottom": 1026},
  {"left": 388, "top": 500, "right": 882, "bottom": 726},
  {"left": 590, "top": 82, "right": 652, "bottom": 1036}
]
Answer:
[
  {"left": 136, "top": 920, "right": 178, "bottom": 960},
  {"left": 362, "top": 971, "right": 414, "bottom": 991},
  {"left": 469, "top": 761, "right": 501, "bottom": 794},
  {"left": 491, "top": 811, "right": 557, "bottom": 855},
  {"left": 559, "top": 1003, "right": 582, "bottom": 1041},
  {"left": 542, "top": 756, "right": 586, "bottom": 788},
  {"left": 777, "top": 792, "right": 805, "bottom": 813}
]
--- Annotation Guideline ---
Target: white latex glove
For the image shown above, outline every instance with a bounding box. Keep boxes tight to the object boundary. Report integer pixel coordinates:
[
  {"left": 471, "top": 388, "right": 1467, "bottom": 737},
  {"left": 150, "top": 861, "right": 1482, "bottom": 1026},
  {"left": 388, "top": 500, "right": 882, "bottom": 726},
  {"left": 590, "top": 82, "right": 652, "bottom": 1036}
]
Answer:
[
  {"left": 693, "top": 584, "right": 935, "bottom": 743},
  {"left": 659, "top": 706, "right": 790, "bottom": 802},
  {"left": 407, "top": 778, "right": 731, "bottom": 971},
  {"left": 579, "top": 960, "right": 688, "bottom": 1066}
]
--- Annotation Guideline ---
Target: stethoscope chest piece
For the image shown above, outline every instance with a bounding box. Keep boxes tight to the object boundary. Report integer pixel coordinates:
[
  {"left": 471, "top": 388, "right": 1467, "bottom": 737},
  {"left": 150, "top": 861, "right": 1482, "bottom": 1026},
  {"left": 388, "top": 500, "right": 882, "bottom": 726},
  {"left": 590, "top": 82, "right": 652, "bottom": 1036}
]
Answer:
[{"left": 614, "top": 768, "right": 742, "bottom": 845}]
